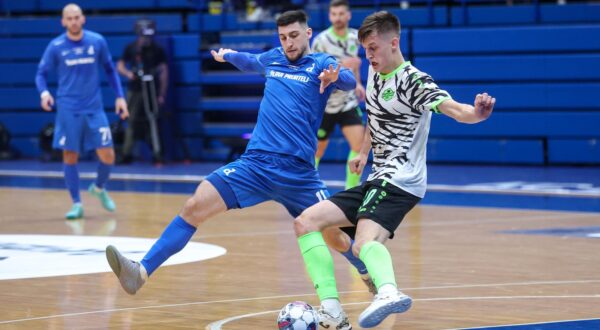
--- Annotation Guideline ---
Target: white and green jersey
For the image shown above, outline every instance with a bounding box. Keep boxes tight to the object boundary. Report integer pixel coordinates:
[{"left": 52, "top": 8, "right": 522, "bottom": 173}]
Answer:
[
  {"left": 365, "top": 62, "right": 451, "bottom": 198},
  {"left": 312, "top": 27, "right": 360, "bottom": 114}
]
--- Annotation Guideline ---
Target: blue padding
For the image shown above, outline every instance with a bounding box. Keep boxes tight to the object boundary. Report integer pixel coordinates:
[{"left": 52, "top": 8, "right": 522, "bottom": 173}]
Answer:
[
  {"left": 200, "top": 72, "right": 265, "bottom": 85},
  {"left": 174, "top": 87, "right": 201, "bottom": 110},
  {"left": 177, "top": 112, "right": 204, "bottom": 137},
  {"left": 173, "top": 61, "right": 201, "bottom": 84},
  {"left": 0, "top": 87, "right": 121, "bottom": 110},
  {"left": 414, "top": 54, "right": 600, "bottom": 82},
  {"left": 39, "top": 0, "right": 154, "bottom": 11},
  {"left": 182, "top": 137, "right": 204, "bottom": 159},
  {"left": 451, "top": 5, "right": 536, "bottom": 26},
  {"left": 350, "top": 8, "right": 447, "bottom": 27},
  {"left": 202, "top": 123, "right": 254, "bottom": 137},
  {"left": 200, "top": 97, "right": 261, "bottom": 111},
  {"left": 430, "top": 112, "right": 600, "bottom": 138},
  {"left": 1, "top": 0, "right": 37, "bottom": 12},
  {"left": 442, "top": 83, "right": 600, "bottom": 110},
  {"left": 548, "top": 139, "right": 600, "bottom": 163},
  {"left": 10, "top": 137, "right": 40, "bottom": 157},
  {"left": 0, "top": 112, "right": 56, "bottom": 135},
  {"left": 321, "top": 137, "right": 351, "bottom": 162},
  {"left": 413, "top": 25, "right": 600, "bottom": 54},
  {"left": 158, "top": 0, "right": 196, "bottom": 8},
  {"left": 0, "top": 14, "right": 182, "bottom": 36},
  {"left": 220, "top": 31, "right": 277, "bottom": 46},
  {"left": 541, "top": 4, "right": 600, "bottom": 24},
  {"left": 172, "top": 34, "right": 200, "bottom": 59},
  {"left": 0, "top": 61, "right": 128, "bottom": 85},
  {"left": 188, "top": 14, "right": 238, "bottom": 32},
  {"left": 0, "top": 38, "right": 50, "bottom": 60},
  {"left": 427, "top": 138, "right": 545, "bottom": 164}
]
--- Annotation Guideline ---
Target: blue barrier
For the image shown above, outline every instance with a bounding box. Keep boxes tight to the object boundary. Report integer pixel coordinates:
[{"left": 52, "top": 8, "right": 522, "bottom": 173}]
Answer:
[
  {"left": 413, "top": 25, "right": 600, "bottom": 55},
  {"left": 548, "top": 139, "right": 600, "bottom": 163},
  {"left": 414, "top": 54, "right": 600, "bottom": 82},
  {"left": 428, "top": 138, "right": 545, "bottom": 164}
]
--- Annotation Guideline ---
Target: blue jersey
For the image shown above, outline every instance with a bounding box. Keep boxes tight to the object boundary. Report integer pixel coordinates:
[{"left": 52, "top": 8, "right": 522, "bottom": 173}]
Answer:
[
  {"left": 35, "top": 30, "right": 123, "bottom": 113},
  {"left": 224, "top": 47, "right": 356, "bottom": 164}
]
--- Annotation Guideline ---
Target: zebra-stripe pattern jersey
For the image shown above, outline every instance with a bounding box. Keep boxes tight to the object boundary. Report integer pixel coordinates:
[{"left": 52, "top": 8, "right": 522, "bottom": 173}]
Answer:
[
  {"left": 312, "top": 27, "right": 360, "bottom": 114},
  {"left": 365, "top": 62, "right": 451, "bottom": 198}
]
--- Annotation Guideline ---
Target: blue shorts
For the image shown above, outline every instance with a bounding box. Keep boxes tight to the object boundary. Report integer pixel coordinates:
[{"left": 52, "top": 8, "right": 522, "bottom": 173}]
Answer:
[
  {"left": 205, "top": 150, "right": 330, "bottom": 217},
  {"left": 53, "top": 111, "right": 113, "bottom": 153}
]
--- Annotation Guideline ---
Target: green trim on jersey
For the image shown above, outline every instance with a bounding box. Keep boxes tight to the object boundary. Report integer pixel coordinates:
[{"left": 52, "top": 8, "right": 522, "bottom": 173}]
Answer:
[
  {"left": 430, "top": 96, "right": 452, "bottom": 114},
  {"left": 380, "top": 61, "right": 411, "bottom": 81},
  {"left": 327, "top": 26, "right": 348, "bottom": 41}
]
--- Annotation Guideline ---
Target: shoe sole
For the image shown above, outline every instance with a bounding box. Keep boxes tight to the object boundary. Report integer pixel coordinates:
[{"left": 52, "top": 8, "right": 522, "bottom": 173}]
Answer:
[
  {"left": 105, "top": 245, "right": 122, "bottom": 277},
  {"left": 358, "top": 296, "right": 412, "bottom": 328}
]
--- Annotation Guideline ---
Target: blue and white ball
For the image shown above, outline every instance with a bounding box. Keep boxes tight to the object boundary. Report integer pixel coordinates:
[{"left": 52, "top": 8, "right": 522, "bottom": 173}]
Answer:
[{"left": 277, "top": 301, "right": 319, "bottom": 330}]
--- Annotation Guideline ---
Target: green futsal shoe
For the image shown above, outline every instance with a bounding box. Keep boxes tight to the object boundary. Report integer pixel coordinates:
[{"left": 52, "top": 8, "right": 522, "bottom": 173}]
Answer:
[
  {"left": 65, "top": 203, "right": 84, "bottom": 220},
  {"left": 88, "top": 183, "right": 116, "bottom": 212}
]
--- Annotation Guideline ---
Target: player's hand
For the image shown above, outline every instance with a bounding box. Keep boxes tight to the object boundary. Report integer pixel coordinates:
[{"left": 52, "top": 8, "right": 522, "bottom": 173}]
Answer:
[
  {"left": 318, "top": 64, "right": 341, "bottom": 94},
  {"left": 355, "top": 83, "right": 366, "bottom": 101},
  {"left": 115, "top": 97, "right": 129, "bottom": 120},
  {"left": 211, "top": 48, "right": 237, "bottom": 63},
  {"left": 348, "top": 152, "right": 368, "bottom": 175},
  {"left": 474, "top": 92, "right": 495, "bottom": 121},
  {"left": 340, "top": 57, "right": 362, "bottom": 71},
  {"left": 41, "top": 92, "right": 54, "bottom": 112}
]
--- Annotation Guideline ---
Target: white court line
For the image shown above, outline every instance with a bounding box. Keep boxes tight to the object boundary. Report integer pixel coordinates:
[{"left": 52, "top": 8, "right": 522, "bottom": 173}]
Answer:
[
  {"left": 1, "top": 169, "right": 599, "bottom": 198},
  {"left": 2, "top": 279, "right": 600, "bottom": 325},
  {"left": 206, "top": 295, "right": 600, "bottom": 330},
  {"left": 443, "top": 317, "right": 600, "bottom": 330}
]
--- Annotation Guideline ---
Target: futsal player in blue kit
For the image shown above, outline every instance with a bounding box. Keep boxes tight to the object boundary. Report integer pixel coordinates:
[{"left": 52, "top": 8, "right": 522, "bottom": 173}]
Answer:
[
  {"left": 106, "top": 10, "right": 361, "bottom": 327},
  {"left": 35, "top": 4, "right": 129, "bottom": 219}
]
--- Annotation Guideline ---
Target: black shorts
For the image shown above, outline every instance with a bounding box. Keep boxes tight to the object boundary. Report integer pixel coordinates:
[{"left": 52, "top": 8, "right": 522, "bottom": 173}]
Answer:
[
  {"left": 317, "top": 107, "right": 364, "bottom": 141},
  {"left": 329, "top": 179, "right": 421, "bottom": 239}
]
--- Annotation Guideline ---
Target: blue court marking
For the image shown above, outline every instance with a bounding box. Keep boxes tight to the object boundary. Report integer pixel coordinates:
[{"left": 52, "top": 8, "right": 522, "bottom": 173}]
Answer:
[
  {"left": 464, "top": 318, "right": 600, "bottom": 329},
  {"left": 500, "top": 226, "right": 600, "bottom": 238}
]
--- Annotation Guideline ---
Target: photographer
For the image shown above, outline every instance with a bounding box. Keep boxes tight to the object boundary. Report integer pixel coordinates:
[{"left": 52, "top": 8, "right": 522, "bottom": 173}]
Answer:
[{"left": 117, "top": 19, "right": 168, "bottom": 164}]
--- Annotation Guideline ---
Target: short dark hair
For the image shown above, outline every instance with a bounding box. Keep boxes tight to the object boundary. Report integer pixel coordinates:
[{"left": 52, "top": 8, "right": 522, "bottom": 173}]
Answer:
[
  {"left": 329, "top": 0, "right": 349, "bottom": 9},
  {"left": 276, "top": 10, "right": 308, "bottom": 27},
  {"left": 358, "top": 11, "right": 401, "bottom": 43}
]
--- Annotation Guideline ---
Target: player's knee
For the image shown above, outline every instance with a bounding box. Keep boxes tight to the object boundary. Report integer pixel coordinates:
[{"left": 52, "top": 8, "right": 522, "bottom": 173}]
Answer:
[
  {"left": 293, "top": 212, "right": 319, "bottom": 237},
  {"left": 97, "top": 148, "right": 115, "bottom": 164},
  {"left": 181, "top": 196, "right": 207, "bottom": 226},
  {"left": 63, "top": 151, "right": 78, "bottom": 164}
]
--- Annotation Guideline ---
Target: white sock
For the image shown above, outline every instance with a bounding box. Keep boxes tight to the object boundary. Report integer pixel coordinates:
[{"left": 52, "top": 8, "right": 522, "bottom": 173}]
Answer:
[
  {"left": 321, "top": 298, "right": 342, "bottom": 317},
  {"left": 378, "top": 283, "right": 397, "bottom": 296},
  {"left": 139, "top": 263, "right": 149, "bottom": 281}
]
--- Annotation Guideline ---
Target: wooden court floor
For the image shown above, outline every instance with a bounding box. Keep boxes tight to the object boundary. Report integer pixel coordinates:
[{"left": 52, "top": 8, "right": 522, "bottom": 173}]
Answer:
[{"left": 1, "top": 187, "right": 599, "bottom": 329}]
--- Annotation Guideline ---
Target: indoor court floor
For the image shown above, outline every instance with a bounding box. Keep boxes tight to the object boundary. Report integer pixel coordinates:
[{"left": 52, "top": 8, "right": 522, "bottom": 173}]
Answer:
[{"left": 0, "top": 161, "right": 599, "bottom": 329}]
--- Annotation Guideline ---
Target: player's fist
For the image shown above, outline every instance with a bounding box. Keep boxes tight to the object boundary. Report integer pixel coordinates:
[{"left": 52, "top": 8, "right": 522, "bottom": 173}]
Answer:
[
  {"left": 474, "top": 92, "right": 495, "bottom": 121},
  {"left": 211, "top": 48, "right": 237, "bottom": 63},
  {"left": 40, "top": 91, "right": 54, "bottom": 112},
  {"left": 115, "top": 97, "right": 129, "bottom": 120},
  {"left": 348, "top": 152, "right": 368, "bottom": 175}
]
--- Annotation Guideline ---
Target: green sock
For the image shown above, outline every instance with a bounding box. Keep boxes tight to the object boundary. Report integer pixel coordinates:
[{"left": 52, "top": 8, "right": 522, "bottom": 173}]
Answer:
[
  {"left": 297, "top": 232, "right": 339, "bottom": 300},
  {"left": 315, "top": 157, "right": 321, "bottom": 169},
  {"left": 359, "top": 241, "right": 397, "bottom": 290},
  {"left": 345, "top": 150, "right": 361, "bottom": 189}
]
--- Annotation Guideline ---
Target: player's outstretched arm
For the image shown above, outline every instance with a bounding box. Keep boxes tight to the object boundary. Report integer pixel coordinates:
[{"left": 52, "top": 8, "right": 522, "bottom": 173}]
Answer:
[
  {"left": 438, "top": 92, "right": 495, "bottom": 124},
  {"left": 211, "top": 48, "right": 266, "bottom": 74},
  {"left": 210, "top": 48, "right": 237, "bottom": 63}
]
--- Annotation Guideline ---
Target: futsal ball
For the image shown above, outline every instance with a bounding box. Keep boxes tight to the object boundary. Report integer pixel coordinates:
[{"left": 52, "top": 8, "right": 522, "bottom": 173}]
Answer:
[{"left": 277, "top": 301, "right": 319, "bottom": 330}]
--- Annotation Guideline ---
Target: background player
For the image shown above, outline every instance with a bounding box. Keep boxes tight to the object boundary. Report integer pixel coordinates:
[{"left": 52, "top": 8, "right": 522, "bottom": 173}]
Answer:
[
  {"left": 294, "top": 11, "right": 496, "bottom": 328},
  {"left": 35, "top": 3, "right": 129, "bottom": 219},
  {"left": 105, "top": 11, "right": 356, "bottom": 329},
  {"left": 312, "top": 0, "right": 365, "bottom": 190}
]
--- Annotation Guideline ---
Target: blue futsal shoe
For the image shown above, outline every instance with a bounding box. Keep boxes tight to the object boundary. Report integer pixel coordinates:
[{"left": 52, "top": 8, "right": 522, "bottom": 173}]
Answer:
[
  {"left": 88, "top": 183, "right": 116, "bottom": 212},
  {"left": 65, "top": 203, "right": 84, "bottom": 220},
  {"left": 358, "top": 290, "right": 412, "bottom": 328}
]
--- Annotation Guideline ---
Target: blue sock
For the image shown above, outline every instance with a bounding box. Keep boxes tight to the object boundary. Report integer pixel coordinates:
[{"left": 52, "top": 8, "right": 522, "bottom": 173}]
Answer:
[
  {"left": 95, "top": 162, "right": 112, "bottom": 189},
  {"left": 64, "top": 164, "right": 81, "bottom": 203},
  {"left": 341, "top": 240, "right": 368, "bottom": 275},
  {"left": 141, "top": 215, "right": 197, "bottom": 276}
]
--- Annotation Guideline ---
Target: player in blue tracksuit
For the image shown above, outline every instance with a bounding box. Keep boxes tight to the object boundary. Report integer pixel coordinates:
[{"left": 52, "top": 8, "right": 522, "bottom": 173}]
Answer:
[
  {"left": 105, "top": 11, "right": 362, "bottom": 327},
  {"left": 35, "top": 4, "right": 128, "bottom": 220}
]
